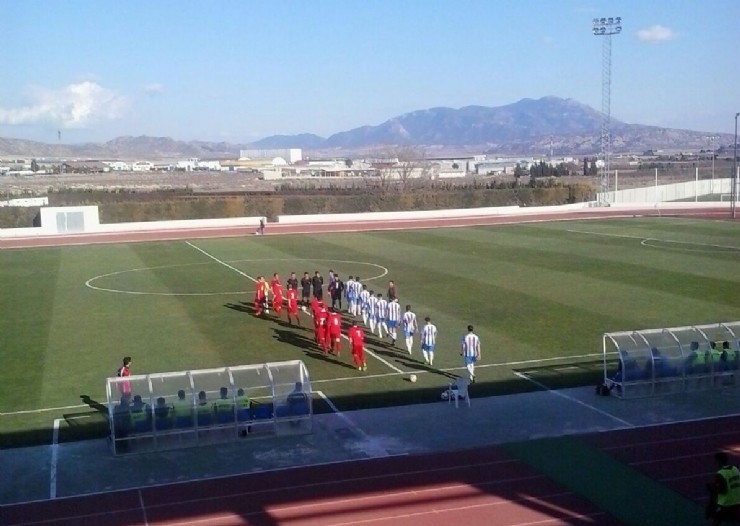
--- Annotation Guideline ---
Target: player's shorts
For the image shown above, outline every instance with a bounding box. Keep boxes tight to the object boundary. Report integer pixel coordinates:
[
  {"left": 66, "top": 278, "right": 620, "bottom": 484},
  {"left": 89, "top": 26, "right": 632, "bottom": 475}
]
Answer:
[
  {"left": 329, "top": 330, "right": 341, "bottom": 340},
  {"left": 288, "top": 304, "right": 298, "bottom": 314},
  {"left": 421, "top": 344, "right": 435, "bottom": 353},
  {"left": 464, "top": 355, "right": 477, "bottom": 366},
  {"left": 404, "top": 329, "right": 414, "bottom": 338},
  {"left": 387, "top": 320, "right": 398, "bottom": 329},
  {"left": 302, "top": 292, "right": 310, "bottom": 300}
]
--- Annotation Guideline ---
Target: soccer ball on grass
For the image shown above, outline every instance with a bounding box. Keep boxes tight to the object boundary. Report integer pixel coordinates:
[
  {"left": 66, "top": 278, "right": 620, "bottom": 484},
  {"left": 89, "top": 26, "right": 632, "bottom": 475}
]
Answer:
[{"left": 409, "top": 374, "right": 418, "bottom": 383}]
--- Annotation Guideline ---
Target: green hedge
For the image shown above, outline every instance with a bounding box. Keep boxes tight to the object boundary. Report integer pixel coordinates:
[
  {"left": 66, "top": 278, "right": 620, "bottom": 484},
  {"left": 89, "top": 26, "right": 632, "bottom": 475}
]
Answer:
[{"left": 0, "top": 184, "right": 595, "bottom": 228}]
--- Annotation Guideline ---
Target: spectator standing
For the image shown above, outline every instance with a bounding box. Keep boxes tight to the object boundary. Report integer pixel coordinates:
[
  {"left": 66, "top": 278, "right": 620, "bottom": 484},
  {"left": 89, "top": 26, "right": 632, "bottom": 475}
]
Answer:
[
  {"left": 706, "top": 452, "right": 740, "bottom": 525},
  {"left": 461, "top": 325, "right": 482, "bottom": 384},
  {"left": 259, "top": 218, "right": 265, "bottom": 235},
  {"left": 420, "top": 317, "right": 438, "bottom": 366},
  {"left": 348, "top": 321, "right": 367, "bottom": 371}
]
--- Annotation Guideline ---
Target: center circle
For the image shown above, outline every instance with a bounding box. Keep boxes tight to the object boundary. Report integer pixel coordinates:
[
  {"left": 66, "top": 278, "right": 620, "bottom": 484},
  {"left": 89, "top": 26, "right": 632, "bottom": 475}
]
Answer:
[{"left": 85, "top": 258, "right": 389, "bottom": 296}]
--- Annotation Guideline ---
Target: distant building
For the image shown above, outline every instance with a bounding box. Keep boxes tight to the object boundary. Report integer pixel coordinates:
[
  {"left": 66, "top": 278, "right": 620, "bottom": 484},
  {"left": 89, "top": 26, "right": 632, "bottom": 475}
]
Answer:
[
  {"left": 131, "top": 161, "right": 153, "bottom": 172},
  {"left": 239, "top": 148, "right": 302, "bottom": 164}
]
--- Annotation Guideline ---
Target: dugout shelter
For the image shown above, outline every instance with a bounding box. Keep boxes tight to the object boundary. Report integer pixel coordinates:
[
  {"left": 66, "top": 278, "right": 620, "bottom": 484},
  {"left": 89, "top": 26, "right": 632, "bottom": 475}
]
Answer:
[
  {"left": 106, "top": 360, "right": 312, "bottom": 455},
  {"left": 603, "top": 322, "right": 740, "bottom": 399}
]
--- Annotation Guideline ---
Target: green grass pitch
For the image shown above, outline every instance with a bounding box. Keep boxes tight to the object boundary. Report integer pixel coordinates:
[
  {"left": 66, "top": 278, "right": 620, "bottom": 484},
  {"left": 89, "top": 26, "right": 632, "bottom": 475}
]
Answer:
[{"left": 1, "top": 217, "right": 738, "bottom": 448}]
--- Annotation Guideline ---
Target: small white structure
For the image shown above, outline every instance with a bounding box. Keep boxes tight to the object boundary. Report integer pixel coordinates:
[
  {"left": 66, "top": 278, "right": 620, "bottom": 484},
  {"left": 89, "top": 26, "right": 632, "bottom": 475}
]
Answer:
[
  {"left": 131, "top": 161, "right": 153, "bottom": 172},
  {"left": 240, "top": 148, "right": 302, "bottom": 164},
  {"left": 38, "top": 206, "right": 100, "bottom": 234}
]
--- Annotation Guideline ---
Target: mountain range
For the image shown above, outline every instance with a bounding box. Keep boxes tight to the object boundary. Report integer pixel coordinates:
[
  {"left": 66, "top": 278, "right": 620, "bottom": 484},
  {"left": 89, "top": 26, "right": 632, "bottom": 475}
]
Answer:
[{"left": 0, "top": 97, "right": 731, "bottom": 160}]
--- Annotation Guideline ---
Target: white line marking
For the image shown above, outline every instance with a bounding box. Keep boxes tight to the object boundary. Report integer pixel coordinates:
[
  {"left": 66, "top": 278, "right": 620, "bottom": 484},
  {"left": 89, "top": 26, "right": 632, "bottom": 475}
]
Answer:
[
  {"left": 513, "top": 371, "right": 634, "bottom": 427},
  {"left": 0, "top": 404, "right": 89, "bottom": 416},
  {"left": 185, "top": 241, "right": 257, "bottom": 281},
  {"left": 138, "top": 489, "right": 150, "bottom": 526},
  {"left": 85, "top": 257, "right": 388, "bottom": 296},
  {"left": 50, "top": 418, "right": 60, "bottom": 499},
  {"left": 567, "top": 229, "right": 740, "bottom": 251}
]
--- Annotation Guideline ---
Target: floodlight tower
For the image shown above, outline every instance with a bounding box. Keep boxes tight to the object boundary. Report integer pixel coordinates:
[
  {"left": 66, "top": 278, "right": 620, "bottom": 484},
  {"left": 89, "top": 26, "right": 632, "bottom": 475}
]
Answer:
[
  {"left": 733, "top": 112, "right": 739, "bottom": 219},
  {"left": 705, "top": 135, "right": 719, "bottom": 183},
  {"left": 592, "top": 16, "right": 622, "bottom": 205}
]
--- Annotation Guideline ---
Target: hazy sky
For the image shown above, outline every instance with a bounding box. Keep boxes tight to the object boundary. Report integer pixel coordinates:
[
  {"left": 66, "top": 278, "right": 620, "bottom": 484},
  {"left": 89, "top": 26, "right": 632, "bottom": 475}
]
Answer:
[{"left": 1, "top": 0, "right": 738, "bottom": 144}]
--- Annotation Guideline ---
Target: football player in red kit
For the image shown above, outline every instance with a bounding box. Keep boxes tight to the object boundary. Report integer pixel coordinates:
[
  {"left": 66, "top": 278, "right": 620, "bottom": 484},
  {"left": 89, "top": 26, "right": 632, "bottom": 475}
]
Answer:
[
  {"left": 326, "top": 308, "right": 343, "bottom": 355},
  {"left": 286, "top": 287, "right": 300, "bottom": 326},
  {"left": 314, "top": 303, "right": 329, "bottom": 352},
  {"left": 270, "top": 273, "right": 283, "bottom": 315},
  {"left": 347, "top": 322, "right": 366, "bottom": 371},
  {"left": 253, "top": 276, "right": 269, "bottom": 316}
]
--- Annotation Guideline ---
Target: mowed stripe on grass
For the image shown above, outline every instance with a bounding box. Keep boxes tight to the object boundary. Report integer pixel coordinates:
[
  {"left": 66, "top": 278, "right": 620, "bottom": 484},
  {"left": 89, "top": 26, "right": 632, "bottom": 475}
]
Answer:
[{"left": 1, "top": 218, "right": 739, "bottom": 447}]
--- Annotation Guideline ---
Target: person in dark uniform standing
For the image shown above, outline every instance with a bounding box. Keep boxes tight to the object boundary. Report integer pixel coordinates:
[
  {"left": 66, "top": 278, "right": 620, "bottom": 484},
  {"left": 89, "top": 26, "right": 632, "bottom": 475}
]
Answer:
[
  {"left": 300, "top": 271, "right": 312, "bottom": 310},
  {"left": 706, "top": 451, "right": 740, "bottom": 524},
  {"left": 286, "top": 272, "right": 299, "bottom": 291},
  {"left": 312, "top": 270, "right": 324, "bottom": 301}
]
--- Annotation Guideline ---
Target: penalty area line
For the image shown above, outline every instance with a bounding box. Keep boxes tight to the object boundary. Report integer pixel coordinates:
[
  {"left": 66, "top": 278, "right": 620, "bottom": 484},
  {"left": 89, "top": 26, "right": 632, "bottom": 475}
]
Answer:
[{"left": 513, "top": 371, "right": 633, "bottom": 428}]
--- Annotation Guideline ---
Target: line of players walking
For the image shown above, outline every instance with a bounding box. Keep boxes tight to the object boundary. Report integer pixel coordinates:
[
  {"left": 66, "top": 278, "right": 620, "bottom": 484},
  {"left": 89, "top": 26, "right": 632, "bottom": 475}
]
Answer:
[{"left": 251, "top": 270, "right": 481, "bottom": 382}]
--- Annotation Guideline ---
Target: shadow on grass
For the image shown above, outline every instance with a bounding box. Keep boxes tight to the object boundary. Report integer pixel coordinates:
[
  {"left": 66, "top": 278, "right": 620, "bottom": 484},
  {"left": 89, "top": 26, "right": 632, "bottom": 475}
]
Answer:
[
  {"left": 1, "top": 361, "right": 608, "bottom": 449},
  {"left": 80, "top": 394, "right": 108, "bottom": 415},
  {"left": 272, "top": 328, "right": 356, "bottom": 370}
]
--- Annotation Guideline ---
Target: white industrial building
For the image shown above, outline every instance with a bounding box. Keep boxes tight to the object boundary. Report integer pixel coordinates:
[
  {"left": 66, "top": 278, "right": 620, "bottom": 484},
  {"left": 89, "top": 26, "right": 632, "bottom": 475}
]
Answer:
[{"left": 239, "top": 148, "right": 302, "bottom": 164}]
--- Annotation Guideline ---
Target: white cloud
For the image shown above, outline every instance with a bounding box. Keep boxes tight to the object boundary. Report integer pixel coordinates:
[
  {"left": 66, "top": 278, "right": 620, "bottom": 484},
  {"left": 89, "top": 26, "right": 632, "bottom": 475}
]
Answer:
[
  {"left": 0, "top": 81, "right": 126, "bottom": 128},
  {"left": 636, "top": 25, "right": 677, "bottom": 42},
  {"left": 143, "top": 83, "right": 164, "bottom": 95}
]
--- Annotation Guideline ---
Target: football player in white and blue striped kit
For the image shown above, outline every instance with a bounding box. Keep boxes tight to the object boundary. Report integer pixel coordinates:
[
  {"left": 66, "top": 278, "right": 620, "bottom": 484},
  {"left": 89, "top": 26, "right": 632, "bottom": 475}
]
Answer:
[
  {"left": 420, "top": 317, "right": 438, "bottom": 366},
  {"left": 366, "top": 291, "right": 379, "bottom": 334},
  {"left": 402, "top": 305, "right": 418, "bottom": 355},
  {"left": 386, "top": 298, "right": 401, "bottom": 345},
  {"left": 359, "top": 285, "right": 371, "bottom": 325},
  {"left": 350, "top": 277, "right": 363, "bottom": 316},
  {"left": 375, "top": 293, "right": 388, "bottom": 338},
  {"left": 460, "top": 325, "right": 481, "bottom": 383},
  {"left": 344, "top": 276, "right": 355, "bottom": 314}
]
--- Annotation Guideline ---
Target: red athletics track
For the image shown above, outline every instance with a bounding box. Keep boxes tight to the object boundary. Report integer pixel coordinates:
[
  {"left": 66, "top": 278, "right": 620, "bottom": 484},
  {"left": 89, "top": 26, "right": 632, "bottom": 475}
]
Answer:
[
  {"left": 585, "top": 414, "right": 740, "bottom": 508},
  {"left": 3, "top": 446, "right": 623, "bottom": 526},
  {"left": 0, "top": 205, "right": 733, "bottom": 249}
]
